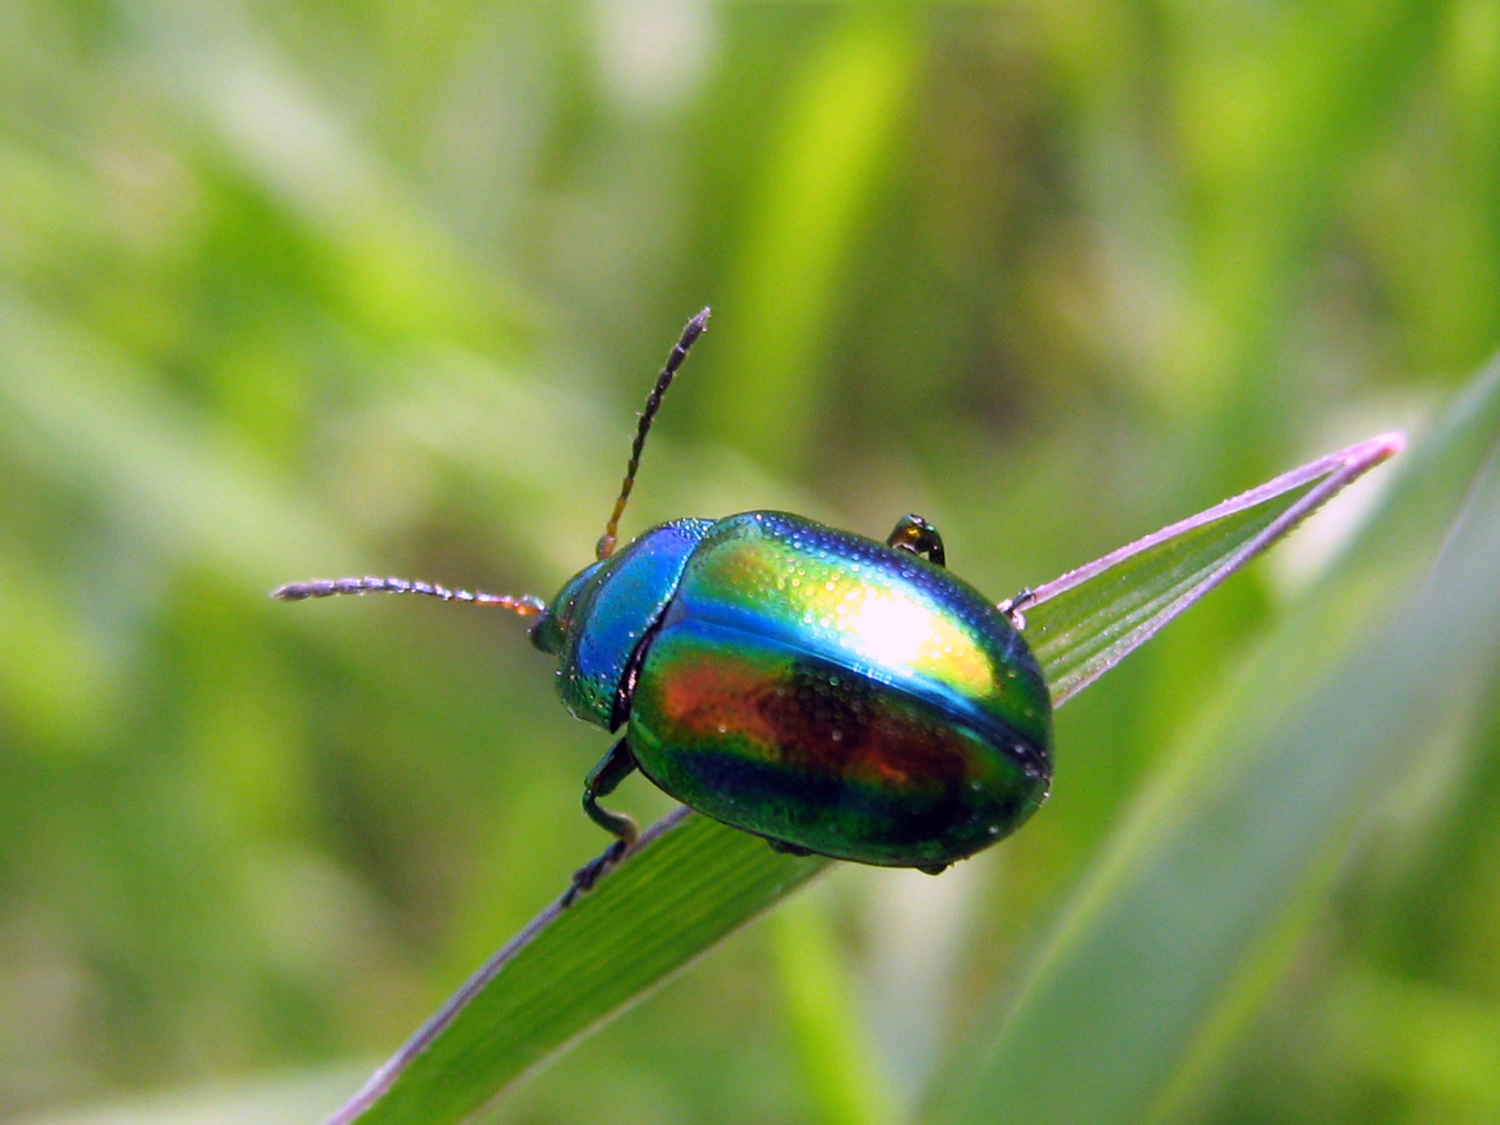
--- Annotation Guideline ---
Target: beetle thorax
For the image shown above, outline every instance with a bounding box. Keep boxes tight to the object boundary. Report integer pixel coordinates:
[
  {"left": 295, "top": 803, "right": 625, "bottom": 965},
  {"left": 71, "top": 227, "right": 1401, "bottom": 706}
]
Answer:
[{"left": 531, "top": 519, "right": 715, "bottom": 730}]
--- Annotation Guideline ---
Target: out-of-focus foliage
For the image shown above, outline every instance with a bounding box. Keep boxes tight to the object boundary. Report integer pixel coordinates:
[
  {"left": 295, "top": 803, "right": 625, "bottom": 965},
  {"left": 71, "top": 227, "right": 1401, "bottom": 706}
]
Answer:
[{"left": 0, "top": 2, "right": 1497, "bottom": 1124}]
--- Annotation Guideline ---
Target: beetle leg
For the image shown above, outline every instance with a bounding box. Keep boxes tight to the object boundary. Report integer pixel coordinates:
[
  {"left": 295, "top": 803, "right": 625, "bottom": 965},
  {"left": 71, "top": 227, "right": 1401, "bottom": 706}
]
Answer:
[
  {"left": 581, "top": 737, "right": 639, "bottom": 840},
  {"left": 886, "top": 514, "right": 946, "bottom": 567},
  {"left": 765, "top": 837, "right": 816, "bottom": 857},
  {"left": 563, "top": 738, "right": 640, "bottom": 905},
  {"left": 998, "top": 586, "right": 1036, "bottom": 630}
]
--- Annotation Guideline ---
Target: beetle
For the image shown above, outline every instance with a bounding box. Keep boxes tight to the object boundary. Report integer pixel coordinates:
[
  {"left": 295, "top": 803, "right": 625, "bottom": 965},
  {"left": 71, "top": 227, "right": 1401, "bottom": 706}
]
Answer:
[{"left": 275, "top": 309, "right": 1052, "bottom": 901}]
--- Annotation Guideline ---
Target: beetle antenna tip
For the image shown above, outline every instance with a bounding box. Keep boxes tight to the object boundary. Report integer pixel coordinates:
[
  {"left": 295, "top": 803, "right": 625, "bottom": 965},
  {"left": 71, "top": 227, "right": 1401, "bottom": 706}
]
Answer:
[{"left": 597, "top": 307, "right": 712, "bottom": 559}]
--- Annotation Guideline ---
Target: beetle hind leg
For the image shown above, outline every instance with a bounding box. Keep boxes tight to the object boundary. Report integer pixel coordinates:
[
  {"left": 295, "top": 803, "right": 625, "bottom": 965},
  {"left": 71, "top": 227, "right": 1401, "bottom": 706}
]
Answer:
[
  {"left": 887, "top": 514, "right": 946, "bottom": 567},
  {"left": 563, "top": 738, "right": 640, "bottom": 906},
  {"left": 765, "top": 837, "right": 816, "bottom": 858}
]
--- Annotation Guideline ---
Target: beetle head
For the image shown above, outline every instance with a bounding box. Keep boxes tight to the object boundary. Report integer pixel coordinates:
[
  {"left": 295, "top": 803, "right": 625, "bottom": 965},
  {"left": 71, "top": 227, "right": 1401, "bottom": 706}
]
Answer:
[{"left": 530, "top": 561, "right": 604, "bottom": 657}]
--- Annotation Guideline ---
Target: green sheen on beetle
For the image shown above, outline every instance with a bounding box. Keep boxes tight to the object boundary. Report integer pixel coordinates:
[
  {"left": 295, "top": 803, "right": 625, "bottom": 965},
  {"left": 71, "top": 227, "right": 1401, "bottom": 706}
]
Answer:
[{"left": 623, "top": 512, "right": 1051, "bottom": 868}]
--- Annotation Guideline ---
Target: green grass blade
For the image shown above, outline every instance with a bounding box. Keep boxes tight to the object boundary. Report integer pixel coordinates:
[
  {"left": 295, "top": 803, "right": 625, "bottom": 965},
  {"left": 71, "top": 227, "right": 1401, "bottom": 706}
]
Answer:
[
  {"left": 1024, "top": 433, "right": 1403, "bottom": 703},
  {"left": 926, "top": 359, "right": 1500, "bottom": 1125},
  {"left": 330, "top": 811, "right": 828, "bottom": 1124},
  {"left": 324, "top": 433, "right": 1402, "bottom": 1124},
  {"left": 706, "top": 12, "right": 919, "bottom": 468},
  {"left": 771, "top": 894, "right": 899, "bottom": 1125}
]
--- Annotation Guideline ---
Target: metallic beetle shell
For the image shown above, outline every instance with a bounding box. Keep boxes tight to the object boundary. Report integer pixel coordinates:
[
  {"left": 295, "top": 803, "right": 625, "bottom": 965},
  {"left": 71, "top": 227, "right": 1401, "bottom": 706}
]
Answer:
[{"left": 626, "top": 511, "right": 1053, "bottom": 867}]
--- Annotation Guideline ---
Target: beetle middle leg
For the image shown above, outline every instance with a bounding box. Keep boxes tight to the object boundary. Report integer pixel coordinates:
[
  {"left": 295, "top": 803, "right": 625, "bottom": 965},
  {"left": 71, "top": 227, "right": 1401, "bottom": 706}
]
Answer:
[
  {"left": 886, "top": 514, "right": 946, "bottom": 567},
  {"left": 563, "top": 737, "right": 640, "bottom": 906}
]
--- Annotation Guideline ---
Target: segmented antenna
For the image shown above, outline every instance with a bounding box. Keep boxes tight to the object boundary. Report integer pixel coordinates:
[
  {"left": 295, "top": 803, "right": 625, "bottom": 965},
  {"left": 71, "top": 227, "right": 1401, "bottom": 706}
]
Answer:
[
  {"left": 271, "top": 576, "right": 544, "bottom": 616},
  {"left": 596, "top": 307, "right": 711, "bottom": 560}
]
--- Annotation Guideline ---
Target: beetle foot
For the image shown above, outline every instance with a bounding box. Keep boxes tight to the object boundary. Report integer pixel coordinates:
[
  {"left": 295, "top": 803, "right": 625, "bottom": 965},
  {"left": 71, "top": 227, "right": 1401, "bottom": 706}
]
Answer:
[
  {"left": 561, "top": 838, "right": 629, "bottom": 906},
  {"left": 998, "top": 587, "right": 1036, "bottom": 630},
  {"left": 918, "top": 863, "right": 949, "bottom": 876},
  {"left": 765, "top": 837, "right": 816, "bottom": 857}
]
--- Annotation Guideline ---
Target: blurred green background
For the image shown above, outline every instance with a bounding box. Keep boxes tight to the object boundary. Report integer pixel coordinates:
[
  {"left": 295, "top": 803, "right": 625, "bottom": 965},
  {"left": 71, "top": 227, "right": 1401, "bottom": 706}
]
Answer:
[{"left": 3, "top": 1, "right": 1499, "bottom": 1122}]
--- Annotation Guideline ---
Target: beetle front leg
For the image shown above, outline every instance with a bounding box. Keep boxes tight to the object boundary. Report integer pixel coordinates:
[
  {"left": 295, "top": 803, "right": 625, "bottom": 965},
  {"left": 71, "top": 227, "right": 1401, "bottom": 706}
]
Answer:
[
  {"left": 563, "top": 737, "right": 640, "bottom": 906},
  {"left": 886, "top": 514, "right": 946, "bottom": 567}
]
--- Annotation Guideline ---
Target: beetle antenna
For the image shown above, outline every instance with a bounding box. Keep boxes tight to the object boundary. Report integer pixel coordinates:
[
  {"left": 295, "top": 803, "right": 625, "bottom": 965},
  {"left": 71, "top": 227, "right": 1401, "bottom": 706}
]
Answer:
[
  {"left": 271, "top": 576, "right": 544, "bottom": 616},
  {"left": 596, "top": 307, "right": 711, "bottom": 560}
]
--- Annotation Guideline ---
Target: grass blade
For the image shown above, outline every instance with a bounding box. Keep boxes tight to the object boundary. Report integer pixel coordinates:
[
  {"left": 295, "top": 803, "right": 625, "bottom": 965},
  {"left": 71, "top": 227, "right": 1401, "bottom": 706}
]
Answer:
[
  {"left": 325, "top": 433, "right": 1403, "bottom": 1124},
  {"left": 1025, "top": 432, "right": 1403, "bottom": 704},
  {"left": 330, "top": 810, "right": 827, "bottom": 1124}
]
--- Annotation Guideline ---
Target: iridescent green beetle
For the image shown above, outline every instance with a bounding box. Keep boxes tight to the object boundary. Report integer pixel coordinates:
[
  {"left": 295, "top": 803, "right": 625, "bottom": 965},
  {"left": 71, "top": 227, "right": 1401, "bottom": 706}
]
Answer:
[{"left": 276, "top": 310, "right": 1052, "bottom": 899}]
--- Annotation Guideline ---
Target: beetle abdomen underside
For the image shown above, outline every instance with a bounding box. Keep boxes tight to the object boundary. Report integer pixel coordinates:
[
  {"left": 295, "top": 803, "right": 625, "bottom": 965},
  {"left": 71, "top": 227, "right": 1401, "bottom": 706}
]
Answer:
[{"left": 627, "top": 511, "right": 1053, "bottom": 866}]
